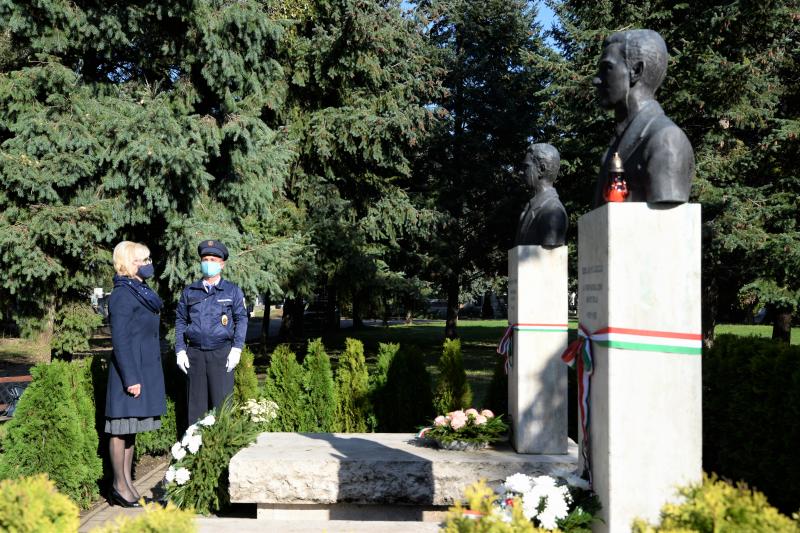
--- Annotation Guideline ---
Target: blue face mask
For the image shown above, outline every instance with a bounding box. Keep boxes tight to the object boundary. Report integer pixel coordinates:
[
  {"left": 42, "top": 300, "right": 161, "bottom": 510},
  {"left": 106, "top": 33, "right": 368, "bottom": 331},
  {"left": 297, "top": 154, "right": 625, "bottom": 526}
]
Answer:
[
  {"left": 201, "top": 260, "right": 222, "bottom": 278},
  {"left": 137, "top": 264, "right": 155, "bottom": 279}
]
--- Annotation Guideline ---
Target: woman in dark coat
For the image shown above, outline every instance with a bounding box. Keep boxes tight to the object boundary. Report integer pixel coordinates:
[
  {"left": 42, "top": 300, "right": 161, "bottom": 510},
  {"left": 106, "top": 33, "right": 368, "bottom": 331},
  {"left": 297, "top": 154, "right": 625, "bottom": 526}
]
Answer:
[{"left": 106, "top": 241, "right": 167, "bottom": 506}]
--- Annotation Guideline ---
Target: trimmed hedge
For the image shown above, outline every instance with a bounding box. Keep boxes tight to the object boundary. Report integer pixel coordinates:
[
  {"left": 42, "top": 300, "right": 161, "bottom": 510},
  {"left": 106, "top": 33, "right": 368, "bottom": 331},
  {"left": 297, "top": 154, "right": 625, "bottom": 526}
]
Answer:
[
  {"left": 703, "top": 334, "right": 800, "bottom": 514},
  {"left": 433, "top": 338, "right": 473, "bottom": 413},
  {"left": 334, "top": 338, "right": 372, "bottom": 432},
  {"left": 632, "top": 473, "right": 799, "bottom": 532},
  {"left": 0, "top": 474, "right": 80, "bottom": 532},
  {"left": 0, "top": 360, "right": 102, "bottom": 508},
  {"left": 372, "top": 343, "right": 434, "bottom": 432},
  {"left": 303, "top": 339, "right": 337, "bottom": 432},
  {"left": 263, "top": 344, "right": 311, "bottom": 431},
  {"left": 92, "top": 501, "right": 196, "bottom": 532},
  {"left": 234, "top": 346, "right": 259, "bottom": 405}
]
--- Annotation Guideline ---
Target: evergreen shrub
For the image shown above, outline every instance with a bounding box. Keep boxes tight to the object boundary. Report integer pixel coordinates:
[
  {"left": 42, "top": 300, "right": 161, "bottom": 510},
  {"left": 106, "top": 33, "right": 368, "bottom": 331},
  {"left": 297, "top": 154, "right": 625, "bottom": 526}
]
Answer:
[
  {"left": 263, "top": 344, "right": 311, "bottom": 431},
  {"left": 632, "top": 474, "right": 800, "bottom": 532},
  {"left": 165, "top": 400, "right": 259, "bottom": 515},
  {"left": 372, "top": 344, "right": 434, "bottom": 432},
  {"left": 0, "top": 360, "right": 102, "bottom": 508},
  {"left": 51, "top": 303, "right": 103, "bottom": 358},
  {"left": 0, "top": 474, "right": 79, "bottom": 532},
  {"left": 93, "top": 501, "right": 196, "bottom": 532},
  {"left": 703, "top": 335, "right": 800, "bottom": 514},
  {"left": 135, "top": 397, "right": 177, "bottom": 460},
  {"left": 482, "top": 353, "right": 508, "bottom": 418},
  {"left": 303, "top": 338, "right": 337, "bottom": 432},
  {"left": 334, "top": 338, "right": 372, "bottom": 432},
  {"left": 234, "top": 346, "right": 259, "bottom": 404},
  {"left": 433, "top": 338, "right": 472, "bottom": 414}
]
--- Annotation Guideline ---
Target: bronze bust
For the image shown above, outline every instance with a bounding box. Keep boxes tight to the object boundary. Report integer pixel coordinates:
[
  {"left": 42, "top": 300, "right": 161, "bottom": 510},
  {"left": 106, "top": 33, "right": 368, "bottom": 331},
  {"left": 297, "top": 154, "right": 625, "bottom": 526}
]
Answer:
[
  {"left": 515, "top": 143, "right": 568, "bottom": 247},
  {"left": 592, "top": 29, "right": 695, "bottom": 206}
]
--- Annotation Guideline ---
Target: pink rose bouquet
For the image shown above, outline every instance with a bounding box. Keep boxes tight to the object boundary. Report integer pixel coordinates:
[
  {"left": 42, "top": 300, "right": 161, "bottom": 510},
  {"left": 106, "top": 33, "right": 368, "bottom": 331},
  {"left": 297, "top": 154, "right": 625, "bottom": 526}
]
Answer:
[{"left": 418, "top": 407, "right": 508, "bottom": 448}]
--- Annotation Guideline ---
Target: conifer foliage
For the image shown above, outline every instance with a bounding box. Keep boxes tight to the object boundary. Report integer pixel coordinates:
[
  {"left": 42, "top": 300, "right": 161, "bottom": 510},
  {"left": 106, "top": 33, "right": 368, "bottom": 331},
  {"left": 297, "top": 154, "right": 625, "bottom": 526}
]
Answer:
[
  {"left": 540, "top": 0, "right": 800, "bottom": 342},
  {"left": 433, "top": 338, "right": 472, "bottom": 413},
  {"left": 0, "top": 360, "right": 102, "bottom": 508},
  {"left": 303, "top": 338, "right": 337, "bottom": 432},
  {"left": 0, "top": 0, "right": 300, "bottom": 340},
  {"left": 263, "top": 344, "right": 311, "bottom": 432},
  {"left": 334, "top": 338, "right": 372, "bottom": 432}
]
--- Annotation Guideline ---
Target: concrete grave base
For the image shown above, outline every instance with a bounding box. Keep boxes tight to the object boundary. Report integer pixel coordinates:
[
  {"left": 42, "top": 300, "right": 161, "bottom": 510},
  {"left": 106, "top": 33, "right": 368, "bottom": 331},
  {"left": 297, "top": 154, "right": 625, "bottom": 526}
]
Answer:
[{"left": 229, "top": 432, "right": 578, "bottom": 521}]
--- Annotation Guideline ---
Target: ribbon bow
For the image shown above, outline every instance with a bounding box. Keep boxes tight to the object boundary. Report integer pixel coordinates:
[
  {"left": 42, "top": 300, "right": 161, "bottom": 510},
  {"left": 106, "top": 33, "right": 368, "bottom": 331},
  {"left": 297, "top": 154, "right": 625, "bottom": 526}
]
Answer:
[{"left": 561, "top": 324, "right": 594, "bottom": 485}]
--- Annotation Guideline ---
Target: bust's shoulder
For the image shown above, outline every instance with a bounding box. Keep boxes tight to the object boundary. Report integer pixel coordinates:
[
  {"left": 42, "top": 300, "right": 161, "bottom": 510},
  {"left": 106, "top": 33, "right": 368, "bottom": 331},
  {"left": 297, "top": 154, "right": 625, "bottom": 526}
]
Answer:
[{"left": 644, "top": 116, "right": 693, "bottom": 157}]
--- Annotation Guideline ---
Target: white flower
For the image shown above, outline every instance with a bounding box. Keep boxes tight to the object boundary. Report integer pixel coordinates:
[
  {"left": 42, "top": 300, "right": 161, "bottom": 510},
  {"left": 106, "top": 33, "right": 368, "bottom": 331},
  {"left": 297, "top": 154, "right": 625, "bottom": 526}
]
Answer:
[
  {"left": 185, "top": 434, "right": 203, "bottom": 454},
  {"left": 174, "top": 467, "right": 191, "bottom": 485},
  {"left": 171, "top": 442, "right": 186, "bottom": 461},
  {"left": 164, "top": 466, "right": 176, "bottom": 483},
  {"left": 503, "top": 473, "right": 532, "bottom": 495},
  {"left": 181, "top": 425, "right": 199, "bottom": 446},
  {"left": 525, "top": 477, "right": 572, "bottom": 530},
  {"left": 198, "top": 415, "right": 216, "bottom": 426}
]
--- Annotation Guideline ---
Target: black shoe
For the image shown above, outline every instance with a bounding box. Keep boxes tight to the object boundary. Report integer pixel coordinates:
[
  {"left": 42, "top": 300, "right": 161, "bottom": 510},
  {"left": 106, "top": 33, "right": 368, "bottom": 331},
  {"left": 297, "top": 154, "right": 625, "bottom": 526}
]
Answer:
[{"left": 109, "top": 487, "right": 141, "bottom": 508}]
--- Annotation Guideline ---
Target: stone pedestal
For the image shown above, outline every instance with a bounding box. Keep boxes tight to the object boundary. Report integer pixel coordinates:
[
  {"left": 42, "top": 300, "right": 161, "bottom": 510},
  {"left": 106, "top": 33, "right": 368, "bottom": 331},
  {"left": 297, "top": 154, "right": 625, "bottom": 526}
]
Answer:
[
  {"left": 228, "top": 433, "right": 578, "bottom": 521},
  {"left": 507, "top": 246, "right": 569, "bottom": 454},
  {"left": 578, "top": 203, "right": 702, "bottom": 532}
]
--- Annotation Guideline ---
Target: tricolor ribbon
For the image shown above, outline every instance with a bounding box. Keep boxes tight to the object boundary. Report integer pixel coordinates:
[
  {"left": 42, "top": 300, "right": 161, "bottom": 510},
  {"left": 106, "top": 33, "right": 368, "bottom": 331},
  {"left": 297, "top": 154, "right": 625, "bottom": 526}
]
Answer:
[
  {"left": 561, "top": 324, "right": 703, "bottom": 486},
  {"left": 497, "top": 323, "right": 570, "bottom": 374}
]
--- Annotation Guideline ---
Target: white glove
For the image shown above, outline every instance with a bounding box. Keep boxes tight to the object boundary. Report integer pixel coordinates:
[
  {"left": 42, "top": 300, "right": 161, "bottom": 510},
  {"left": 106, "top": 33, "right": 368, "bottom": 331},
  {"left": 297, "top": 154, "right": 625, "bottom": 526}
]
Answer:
[
  {"left": 176, "top": 350, "right": 190, "bottom": 374},
  {"left": 226, "top": 347, "right": 242, "bottom": 373}
]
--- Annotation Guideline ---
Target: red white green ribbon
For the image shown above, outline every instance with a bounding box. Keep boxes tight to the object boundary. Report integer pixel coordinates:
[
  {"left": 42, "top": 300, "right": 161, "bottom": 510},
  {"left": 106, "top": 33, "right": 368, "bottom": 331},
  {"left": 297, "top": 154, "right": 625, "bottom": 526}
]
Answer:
[
  {"left": 497, "top": 323, "right": 570, "bottom": 373},
  {"left": 561, "top": 324, "right": 703, "bottom": 486}
]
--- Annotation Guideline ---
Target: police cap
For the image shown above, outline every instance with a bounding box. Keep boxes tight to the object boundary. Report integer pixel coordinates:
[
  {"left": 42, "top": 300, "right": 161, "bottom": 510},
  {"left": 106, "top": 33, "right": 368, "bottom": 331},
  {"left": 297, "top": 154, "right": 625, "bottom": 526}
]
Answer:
[{"left": 198, "top": 239, "right": 229, "bottom": 260}]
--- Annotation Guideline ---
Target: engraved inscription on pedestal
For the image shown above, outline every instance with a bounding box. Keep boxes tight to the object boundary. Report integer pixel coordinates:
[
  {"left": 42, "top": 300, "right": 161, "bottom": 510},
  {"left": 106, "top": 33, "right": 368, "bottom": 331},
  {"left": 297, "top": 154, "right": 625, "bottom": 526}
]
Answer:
[{"left": 579, "top": 264, "right": 604, "bottom": 327}]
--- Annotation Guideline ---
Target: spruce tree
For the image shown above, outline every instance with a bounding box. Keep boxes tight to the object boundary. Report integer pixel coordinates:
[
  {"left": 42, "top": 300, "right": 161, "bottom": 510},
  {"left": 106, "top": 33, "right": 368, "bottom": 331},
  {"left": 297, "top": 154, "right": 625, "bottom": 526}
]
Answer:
[
  {"left": 275, "top": 0, "right": 444, "bottom": 334},
  {"left": 0, "top": 0, "right": 300, "bottom": 343},
  {"left": 416, "top": 0, "right": 551, "bottom": 338}
]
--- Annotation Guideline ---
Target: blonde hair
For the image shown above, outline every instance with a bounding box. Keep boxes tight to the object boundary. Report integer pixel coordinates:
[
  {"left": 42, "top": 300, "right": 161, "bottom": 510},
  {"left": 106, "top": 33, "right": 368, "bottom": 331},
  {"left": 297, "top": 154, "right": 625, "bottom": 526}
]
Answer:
[{"left": 113, "top": 241, "right": 150, "bottom": 277}]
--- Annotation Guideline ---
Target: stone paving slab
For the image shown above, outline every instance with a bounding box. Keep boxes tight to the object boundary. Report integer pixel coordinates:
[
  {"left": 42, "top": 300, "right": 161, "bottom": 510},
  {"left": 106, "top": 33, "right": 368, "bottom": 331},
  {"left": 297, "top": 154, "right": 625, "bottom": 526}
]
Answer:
[
  {"left": 230, "top": 432, "right": 578, "bottom": 506},
  {"left": 195, "top": 517, "right": 441, "bottom": 532}
]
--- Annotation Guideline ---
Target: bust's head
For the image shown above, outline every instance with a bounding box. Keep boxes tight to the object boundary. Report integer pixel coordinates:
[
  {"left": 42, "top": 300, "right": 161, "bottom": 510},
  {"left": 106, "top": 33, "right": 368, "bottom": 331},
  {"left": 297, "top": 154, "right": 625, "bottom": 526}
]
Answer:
[
  {"left": 594, "top": 29, "right": 668, "bottom": 110},
  {"left": 524, "top": 143, "right": 560, "bottom": 190}
]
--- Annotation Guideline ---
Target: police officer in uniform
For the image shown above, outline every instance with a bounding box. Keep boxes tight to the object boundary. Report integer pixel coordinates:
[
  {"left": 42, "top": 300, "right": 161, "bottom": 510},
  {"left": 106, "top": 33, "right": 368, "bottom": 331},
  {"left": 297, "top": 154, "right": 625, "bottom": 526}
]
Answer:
[{"left": 175, "top": 240, "right": 248, "bottom": 424}]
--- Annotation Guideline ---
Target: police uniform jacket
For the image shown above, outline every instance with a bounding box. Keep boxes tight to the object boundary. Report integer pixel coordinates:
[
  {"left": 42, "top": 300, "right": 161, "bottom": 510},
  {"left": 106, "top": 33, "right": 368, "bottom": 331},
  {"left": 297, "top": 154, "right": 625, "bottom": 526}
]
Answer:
[
  {"left": 175, "top": 278, "right": 248, "bottom": 352},
  {"left": 106, "top": 283, "right": 167, "bottom": 418}
]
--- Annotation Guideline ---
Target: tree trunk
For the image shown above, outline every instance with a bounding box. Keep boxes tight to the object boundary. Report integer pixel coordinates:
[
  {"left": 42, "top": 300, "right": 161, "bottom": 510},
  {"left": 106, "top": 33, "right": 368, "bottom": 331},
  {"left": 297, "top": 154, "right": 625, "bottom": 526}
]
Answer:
[
  {"left": 445, "top": 276, "right": 459, "bottom": 339},
  {"left": 259, "top": 292, "right": 271, "bottom": 346},
  {"left": 279, "top": 296, "right": 304, "bottom": 340},
  {"left": 36, "top": 297, "right": 56, "bottom": 363},
  {"left": 325, "top": 284, "right": 339, "bottom": 331},
  {"left": 352, "top": 292, "right": 364, "bottom": 329},
  {"left": 481, "top": 290, "right": 494, "bottom": 319},
  {"left": 701, "top": 266, "right": 719, "bottom": 348},
  {"left": 772, "top": 308, "right": 792, "bottom": 343}
]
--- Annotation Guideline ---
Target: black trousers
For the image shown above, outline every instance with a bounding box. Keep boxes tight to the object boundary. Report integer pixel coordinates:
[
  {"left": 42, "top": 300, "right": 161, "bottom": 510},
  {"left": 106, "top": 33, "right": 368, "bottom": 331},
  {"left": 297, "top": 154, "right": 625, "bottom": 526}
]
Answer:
[{"left": 186, "top": 344, "right": 234, "bottom": 425}]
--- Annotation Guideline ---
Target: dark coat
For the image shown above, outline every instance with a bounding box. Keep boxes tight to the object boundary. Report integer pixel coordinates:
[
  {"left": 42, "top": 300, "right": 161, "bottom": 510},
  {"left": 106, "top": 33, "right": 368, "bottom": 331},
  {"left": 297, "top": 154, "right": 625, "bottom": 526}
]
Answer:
[
  {"left": 515, "top": 188, "right": 568, "bottom": 247},
  {"left": 594, "top": 100, "right": 695, "bottom": 207},
  {"left": 174, "top": 278, "right": 248, "bottom": 352},
  {"left": 106, "top": 283, "right": 167, "bottom": 419}
]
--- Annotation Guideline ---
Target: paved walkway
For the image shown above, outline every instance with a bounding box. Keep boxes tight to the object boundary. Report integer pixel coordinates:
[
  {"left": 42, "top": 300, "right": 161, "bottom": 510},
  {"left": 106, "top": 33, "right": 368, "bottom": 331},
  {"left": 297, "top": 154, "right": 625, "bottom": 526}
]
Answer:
[{"left": 79, "top": 459, "right": 170, "bottom": 532}]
